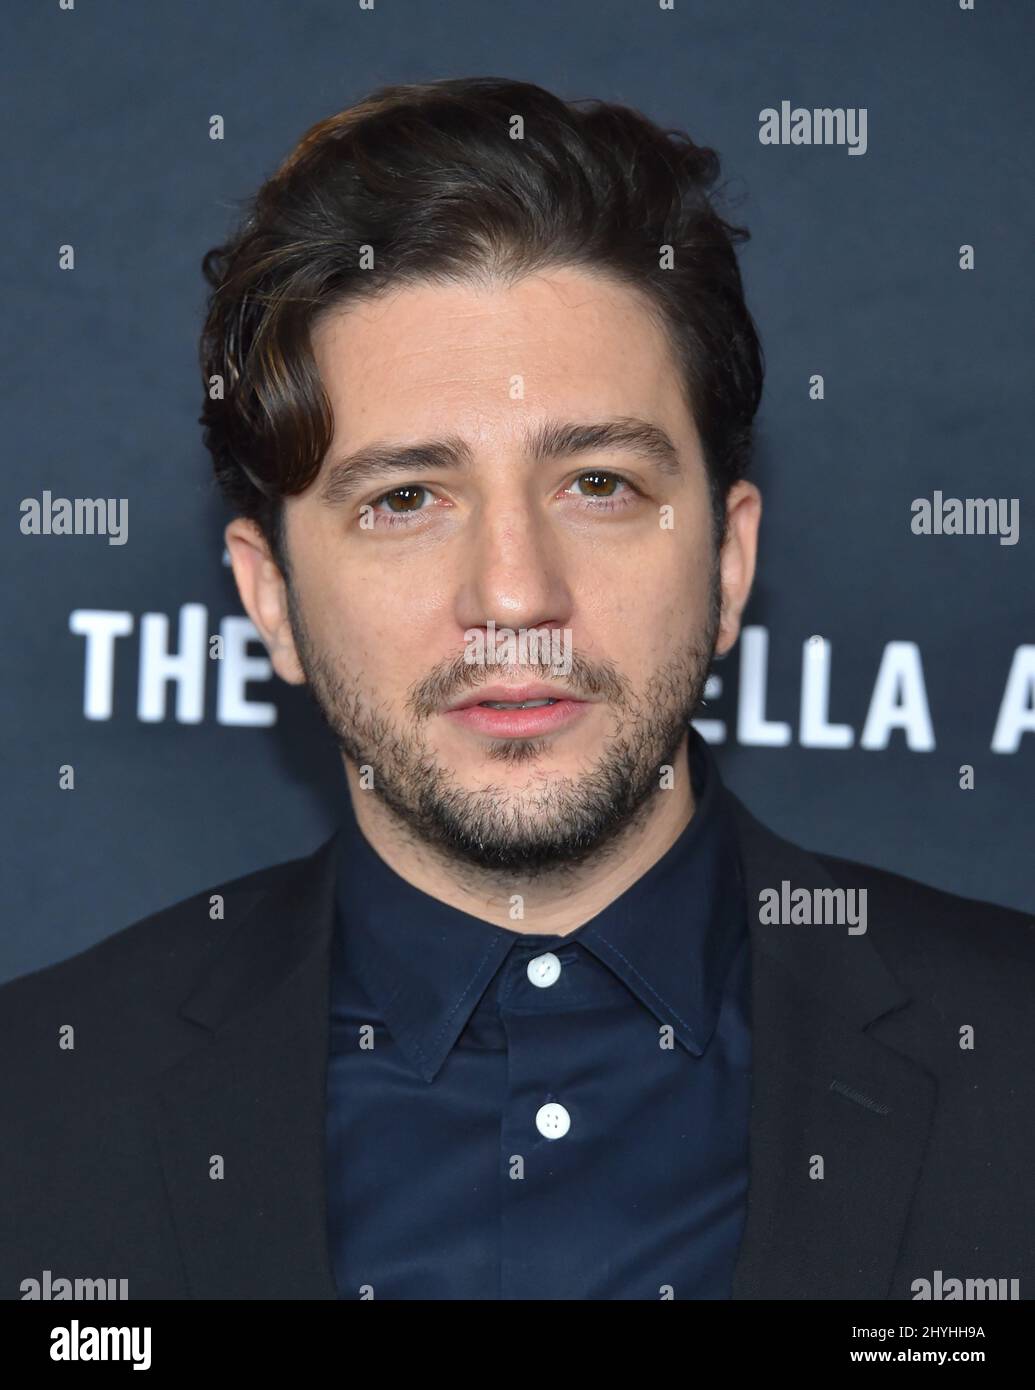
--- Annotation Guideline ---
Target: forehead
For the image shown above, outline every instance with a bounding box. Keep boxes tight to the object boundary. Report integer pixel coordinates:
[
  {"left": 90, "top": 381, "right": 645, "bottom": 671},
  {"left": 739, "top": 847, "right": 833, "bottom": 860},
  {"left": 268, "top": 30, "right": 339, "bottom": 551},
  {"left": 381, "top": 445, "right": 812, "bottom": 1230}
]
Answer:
[{"left": 308, "top": 265, "right": 694, "bottom": 449}]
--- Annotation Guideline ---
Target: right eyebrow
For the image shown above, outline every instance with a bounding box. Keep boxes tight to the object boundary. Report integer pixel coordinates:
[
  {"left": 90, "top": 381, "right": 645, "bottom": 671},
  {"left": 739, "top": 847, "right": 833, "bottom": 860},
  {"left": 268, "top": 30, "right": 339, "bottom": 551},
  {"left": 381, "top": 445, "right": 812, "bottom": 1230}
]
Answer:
[{"left": 317, "top": 437, "right": 475, "bottom": 507}]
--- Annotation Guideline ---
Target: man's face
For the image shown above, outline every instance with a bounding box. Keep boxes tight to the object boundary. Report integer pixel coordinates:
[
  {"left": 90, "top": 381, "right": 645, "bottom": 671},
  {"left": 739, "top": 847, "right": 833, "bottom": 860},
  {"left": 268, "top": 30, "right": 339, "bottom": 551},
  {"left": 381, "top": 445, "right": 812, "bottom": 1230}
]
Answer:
[{"left": 232, "top": 265, "right": 758, "bottom": 875}]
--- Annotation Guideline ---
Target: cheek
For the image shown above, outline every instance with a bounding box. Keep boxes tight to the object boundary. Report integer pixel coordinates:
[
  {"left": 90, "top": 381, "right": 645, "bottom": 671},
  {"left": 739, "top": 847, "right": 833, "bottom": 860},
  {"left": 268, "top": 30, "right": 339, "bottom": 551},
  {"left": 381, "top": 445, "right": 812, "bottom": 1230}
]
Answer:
[
  {"left": 574, "top": 529, "right": 711, "bottom": 638},
  {"left": 303, "top": 551, "right": 452, "bottom": 685}
]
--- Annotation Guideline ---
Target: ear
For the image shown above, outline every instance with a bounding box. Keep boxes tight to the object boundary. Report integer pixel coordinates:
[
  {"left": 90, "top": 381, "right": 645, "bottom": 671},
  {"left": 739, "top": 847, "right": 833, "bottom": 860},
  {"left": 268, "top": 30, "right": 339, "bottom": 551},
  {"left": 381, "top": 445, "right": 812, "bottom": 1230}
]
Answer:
[
  {"left": 714, "top": 481, "right": 761, "bottom": 658},
  {"left": 223, "top": 517, "right": 306, "bottom": 685}
]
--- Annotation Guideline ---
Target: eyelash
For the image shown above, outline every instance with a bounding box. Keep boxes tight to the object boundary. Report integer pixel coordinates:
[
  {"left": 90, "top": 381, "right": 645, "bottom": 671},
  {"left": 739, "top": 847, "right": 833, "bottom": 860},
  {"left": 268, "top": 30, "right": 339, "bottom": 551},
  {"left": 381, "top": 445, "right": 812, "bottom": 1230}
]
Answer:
[{"left": 364, "top": 472, "right": 640, "bottom": 528}]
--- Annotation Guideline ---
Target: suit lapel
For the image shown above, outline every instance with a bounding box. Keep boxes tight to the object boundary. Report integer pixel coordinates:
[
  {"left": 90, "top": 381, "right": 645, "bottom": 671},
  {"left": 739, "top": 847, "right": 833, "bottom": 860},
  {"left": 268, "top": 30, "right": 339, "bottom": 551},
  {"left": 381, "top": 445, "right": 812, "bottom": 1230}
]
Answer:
[
  {"left": 151, "top": 834, "right": 342, "bottom": 1299},
  {"left": 725, "top": 791, "right": 937, "bottom": 1298}
]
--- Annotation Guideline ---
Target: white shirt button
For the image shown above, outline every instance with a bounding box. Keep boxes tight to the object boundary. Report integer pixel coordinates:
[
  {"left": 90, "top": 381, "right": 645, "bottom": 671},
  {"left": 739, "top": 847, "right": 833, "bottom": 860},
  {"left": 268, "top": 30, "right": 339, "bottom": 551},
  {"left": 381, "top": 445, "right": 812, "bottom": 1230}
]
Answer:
[
  {"left": 527, "top": 952, "right": 562, "bottom": 988},
  {"left": 535, "top": 1102, "right": 571, "bottom": 1140}
]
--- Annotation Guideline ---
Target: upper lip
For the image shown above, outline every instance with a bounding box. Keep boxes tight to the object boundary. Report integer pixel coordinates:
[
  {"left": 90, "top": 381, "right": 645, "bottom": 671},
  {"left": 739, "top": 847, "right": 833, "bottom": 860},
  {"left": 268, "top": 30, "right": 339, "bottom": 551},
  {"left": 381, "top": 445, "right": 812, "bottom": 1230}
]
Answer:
[{"left": 446, "top": 684, "right": 583, "bottom": 712}]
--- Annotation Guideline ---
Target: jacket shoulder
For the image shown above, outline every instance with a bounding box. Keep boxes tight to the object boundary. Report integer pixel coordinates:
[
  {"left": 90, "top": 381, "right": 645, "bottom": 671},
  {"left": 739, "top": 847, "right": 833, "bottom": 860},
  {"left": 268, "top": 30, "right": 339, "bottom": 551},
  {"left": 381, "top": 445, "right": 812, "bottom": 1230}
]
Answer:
[
  {"left": 811, "top": 846, "right": 1035, "bottom": 993},
  {"left": 0, "top": 842, "right": 329, "bottom": 1027},
  {"left": 813, "top": 846, "right": 1034, "bottom": 931}
]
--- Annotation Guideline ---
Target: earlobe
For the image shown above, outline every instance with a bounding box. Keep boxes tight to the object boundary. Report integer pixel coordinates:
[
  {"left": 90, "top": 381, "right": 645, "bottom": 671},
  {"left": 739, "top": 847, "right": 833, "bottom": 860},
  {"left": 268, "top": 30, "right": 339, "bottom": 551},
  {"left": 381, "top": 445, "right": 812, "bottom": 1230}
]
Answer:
[{"left": 268, "top": 641, "right": 307, "bottom": 688}]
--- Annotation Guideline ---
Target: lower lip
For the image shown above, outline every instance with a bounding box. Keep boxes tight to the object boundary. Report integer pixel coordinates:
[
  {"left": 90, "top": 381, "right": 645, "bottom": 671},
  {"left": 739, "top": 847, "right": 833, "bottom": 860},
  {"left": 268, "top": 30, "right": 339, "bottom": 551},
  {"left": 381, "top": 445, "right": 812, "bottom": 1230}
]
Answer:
[{"left": 443, "top": 699, "right": 590, "bottom": 738}]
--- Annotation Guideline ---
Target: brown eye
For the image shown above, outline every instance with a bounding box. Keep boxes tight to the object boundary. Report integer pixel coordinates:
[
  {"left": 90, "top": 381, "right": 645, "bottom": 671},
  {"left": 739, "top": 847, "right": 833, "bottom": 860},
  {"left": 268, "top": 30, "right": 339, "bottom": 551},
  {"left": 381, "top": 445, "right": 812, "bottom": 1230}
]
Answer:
[
  {"left": 575, "top": 472, "right": 619, "bottom": 497},
  {"left": 382, "top": 486, "right": 427, "bottom": 512}
]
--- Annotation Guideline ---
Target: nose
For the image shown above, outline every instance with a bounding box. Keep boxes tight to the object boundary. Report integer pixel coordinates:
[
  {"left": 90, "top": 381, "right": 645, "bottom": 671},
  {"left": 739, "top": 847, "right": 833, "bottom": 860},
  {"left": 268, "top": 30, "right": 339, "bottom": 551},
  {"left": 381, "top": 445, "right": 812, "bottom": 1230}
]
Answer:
[{"left": 453, "top": 494, "right": 574, "bottom": 646}]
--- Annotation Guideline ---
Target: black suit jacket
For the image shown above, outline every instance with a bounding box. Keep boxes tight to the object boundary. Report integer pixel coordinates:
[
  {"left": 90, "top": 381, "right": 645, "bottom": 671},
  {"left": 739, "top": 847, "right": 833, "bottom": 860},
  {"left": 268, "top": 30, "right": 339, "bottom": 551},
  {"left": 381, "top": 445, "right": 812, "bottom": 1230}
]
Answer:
[{"left": 3, "top": 792, "right": 1033, "bottom": 1300}]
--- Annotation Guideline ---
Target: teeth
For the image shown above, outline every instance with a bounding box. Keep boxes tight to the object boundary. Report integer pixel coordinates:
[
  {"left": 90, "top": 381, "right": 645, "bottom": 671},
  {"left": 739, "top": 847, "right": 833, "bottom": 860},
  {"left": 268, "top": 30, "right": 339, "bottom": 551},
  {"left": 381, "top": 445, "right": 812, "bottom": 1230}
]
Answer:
[{"left": 479, "top": 698, "right": 557, "bottom": 709}]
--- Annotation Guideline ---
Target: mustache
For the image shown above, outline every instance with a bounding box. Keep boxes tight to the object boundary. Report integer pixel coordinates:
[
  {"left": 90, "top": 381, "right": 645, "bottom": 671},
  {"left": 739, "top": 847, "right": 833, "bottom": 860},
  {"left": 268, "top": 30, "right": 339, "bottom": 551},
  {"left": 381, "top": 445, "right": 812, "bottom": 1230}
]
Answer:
[{"left": 407, "top": 647, "right": 630, "bottom": 719}]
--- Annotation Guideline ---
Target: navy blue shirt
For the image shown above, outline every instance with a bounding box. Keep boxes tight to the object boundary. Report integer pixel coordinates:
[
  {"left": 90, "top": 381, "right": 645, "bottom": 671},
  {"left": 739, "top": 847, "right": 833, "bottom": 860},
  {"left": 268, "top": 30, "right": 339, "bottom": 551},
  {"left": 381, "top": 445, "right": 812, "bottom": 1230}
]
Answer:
[{"left": 325, "top": 726, "right": 751, "bottom": 1299}]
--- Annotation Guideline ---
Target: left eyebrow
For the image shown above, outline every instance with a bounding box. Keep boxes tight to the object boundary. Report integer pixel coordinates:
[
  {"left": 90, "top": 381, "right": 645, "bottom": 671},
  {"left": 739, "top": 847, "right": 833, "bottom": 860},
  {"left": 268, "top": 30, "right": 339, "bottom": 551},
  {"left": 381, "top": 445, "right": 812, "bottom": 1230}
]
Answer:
[
  {"left": 526, "top": 417, "right": 683, "bottom": 477},
  {"left": 316, "top": 415, "right": 683, "bottom": 507}
]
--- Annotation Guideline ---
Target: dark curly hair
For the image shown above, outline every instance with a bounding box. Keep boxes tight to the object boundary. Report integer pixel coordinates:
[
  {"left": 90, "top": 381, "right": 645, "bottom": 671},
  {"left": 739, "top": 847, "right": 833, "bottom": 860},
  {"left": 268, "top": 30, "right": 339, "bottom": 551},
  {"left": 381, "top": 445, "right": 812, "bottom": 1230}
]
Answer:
[{"left": 198, "top": 75, "right": 764, "bottom": 575}]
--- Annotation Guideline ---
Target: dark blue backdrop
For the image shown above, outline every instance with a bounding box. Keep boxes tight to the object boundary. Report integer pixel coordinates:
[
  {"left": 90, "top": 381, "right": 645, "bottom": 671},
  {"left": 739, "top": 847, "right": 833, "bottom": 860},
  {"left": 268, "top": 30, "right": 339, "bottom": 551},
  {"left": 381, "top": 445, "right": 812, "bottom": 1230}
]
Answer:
[{"left": 3, "top": 0, "right": 1032, "bottom": 983}]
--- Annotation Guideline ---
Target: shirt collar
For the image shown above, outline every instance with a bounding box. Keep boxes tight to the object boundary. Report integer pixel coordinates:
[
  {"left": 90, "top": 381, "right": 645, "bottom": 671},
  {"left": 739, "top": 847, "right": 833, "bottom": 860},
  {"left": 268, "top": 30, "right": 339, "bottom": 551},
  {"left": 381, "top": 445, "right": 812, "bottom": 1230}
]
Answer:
[{"left": 332, "top": 725, "right": 746, "bottom": 1082}]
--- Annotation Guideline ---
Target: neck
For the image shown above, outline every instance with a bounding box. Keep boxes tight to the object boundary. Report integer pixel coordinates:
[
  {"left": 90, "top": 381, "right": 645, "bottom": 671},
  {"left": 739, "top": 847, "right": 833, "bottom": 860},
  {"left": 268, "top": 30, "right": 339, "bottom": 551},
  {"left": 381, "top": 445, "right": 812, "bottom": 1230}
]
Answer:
[{"left": 341, "top": 734, "right": 696, "bottom": 935}]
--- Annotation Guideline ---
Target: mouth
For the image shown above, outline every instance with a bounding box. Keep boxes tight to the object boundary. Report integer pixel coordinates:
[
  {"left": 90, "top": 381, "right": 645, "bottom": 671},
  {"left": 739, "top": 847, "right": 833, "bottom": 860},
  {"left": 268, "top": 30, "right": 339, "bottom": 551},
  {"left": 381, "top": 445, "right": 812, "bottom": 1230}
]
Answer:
[
  {"left": 476, "top": 697, "right": 559, "bottom": 710},
  {"left": 443, "top": 685, "right": 592, "bottom": 738}
]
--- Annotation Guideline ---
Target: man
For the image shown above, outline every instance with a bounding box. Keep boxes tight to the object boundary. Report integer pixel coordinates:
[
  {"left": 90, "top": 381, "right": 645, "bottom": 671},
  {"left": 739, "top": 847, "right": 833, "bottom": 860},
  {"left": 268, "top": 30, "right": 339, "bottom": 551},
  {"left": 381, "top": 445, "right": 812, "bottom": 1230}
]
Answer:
[{"left": 2, "top": 77, "right": 1033, "bottom": 1302}]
